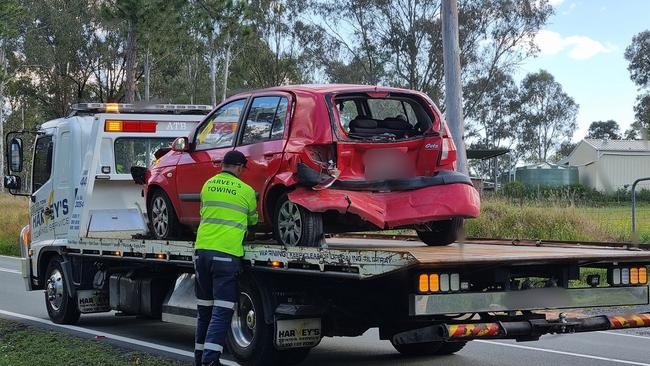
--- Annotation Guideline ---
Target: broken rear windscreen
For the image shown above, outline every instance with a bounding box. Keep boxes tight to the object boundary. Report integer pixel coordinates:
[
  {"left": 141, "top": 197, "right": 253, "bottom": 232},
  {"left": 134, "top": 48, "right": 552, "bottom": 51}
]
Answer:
[{"left": 333, "top": 94, "right": 434, "bottom": 140}]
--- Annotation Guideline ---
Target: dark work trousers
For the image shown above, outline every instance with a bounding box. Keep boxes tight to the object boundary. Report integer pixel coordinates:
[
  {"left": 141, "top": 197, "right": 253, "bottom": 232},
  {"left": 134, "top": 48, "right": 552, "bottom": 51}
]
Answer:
[{"left": 194, "top": 249, "right": 241, "bottom": 366}]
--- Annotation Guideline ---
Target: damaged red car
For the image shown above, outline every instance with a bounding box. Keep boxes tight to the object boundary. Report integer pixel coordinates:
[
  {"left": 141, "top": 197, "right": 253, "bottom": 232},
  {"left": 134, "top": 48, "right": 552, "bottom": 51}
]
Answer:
[{"left": 143, "top": 84, "right": 480, "bottom": 247}]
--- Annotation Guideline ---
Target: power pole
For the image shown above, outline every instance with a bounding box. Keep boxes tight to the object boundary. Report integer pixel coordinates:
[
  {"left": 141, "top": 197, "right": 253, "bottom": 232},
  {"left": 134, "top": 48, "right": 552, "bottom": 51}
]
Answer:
[{"left": 441, "top": 0, "right": 468, "bottom": 175}]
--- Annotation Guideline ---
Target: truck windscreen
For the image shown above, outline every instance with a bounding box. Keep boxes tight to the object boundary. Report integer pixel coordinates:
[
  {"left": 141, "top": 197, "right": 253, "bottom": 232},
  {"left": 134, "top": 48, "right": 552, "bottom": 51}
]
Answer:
[{"left": 114, "top": 138, "right": 174, "bottom": 173}]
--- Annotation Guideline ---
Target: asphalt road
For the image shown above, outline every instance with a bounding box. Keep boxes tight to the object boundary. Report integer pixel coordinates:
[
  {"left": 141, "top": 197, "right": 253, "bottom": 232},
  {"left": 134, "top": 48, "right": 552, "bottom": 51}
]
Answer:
[{"left": 2, "top": 254, "right": 650, "bottom": 366}]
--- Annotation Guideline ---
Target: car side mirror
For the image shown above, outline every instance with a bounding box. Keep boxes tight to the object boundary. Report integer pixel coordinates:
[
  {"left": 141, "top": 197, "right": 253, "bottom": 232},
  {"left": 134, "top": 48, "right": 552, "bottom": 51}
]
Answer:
[
  {"left": 171, "top": 137, "right": 189, "bottom": 152},
  {"left": 4, "top": 175, "right": 21, "bottom": 190},
  {"left": 8, "top": 138, "right": 23, "bottom": 173},
  {"left": 130, "top": 166, "right": 147, "bottom": 185}
]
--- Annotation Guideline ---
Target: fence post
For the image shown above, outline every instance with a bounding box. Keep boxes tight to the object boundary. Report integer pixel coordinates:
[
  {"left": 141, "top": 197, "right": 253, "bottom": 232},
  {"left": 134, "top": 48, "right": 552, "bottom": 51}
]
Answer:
[{"left": 631, "top": 177, "right": 650, "bottom": 235}]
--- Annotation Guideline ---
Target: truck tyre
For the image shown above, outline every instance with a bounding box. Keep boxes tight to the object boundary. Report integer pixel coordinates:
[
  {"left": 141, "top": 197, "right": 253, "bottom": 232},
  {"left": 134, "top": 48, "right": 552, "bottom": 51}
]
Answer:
[
  {"left": 390, "top": 340, "right": 443, "bottom": 356},
  {"left": 227, "top": 278, "right": 311, "bottom": 366},
  {"left": 44, "top": 257, "right": 80, "bottom": 325},
  {"left": 148, "top": 189, "right": 179, "bottom": 240},
  {"left": 416, "top": 218, "right": 463, "bottom": 246},
  {"left": 273, "top": 193, "right": 323, "bottom": 247},
  {"left": 435, "top": 341, "right": 467, "bottom": 355}
]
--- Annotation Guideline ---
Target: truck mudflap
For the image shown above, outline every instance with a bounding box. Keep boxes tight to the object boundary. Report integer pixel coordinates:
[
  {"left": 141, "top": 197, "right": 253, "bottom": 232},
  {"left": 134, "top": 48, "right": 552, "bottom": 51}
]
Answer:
[{"left": 393, "top": 313, "right": 650, "bottom": 345}]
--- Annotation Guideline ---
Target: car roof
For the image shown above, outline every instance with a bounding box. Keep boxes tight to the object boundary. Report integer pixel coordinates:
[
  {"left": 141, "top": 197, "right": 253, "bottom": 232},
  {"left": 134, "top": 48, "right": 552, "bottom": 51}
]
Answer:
[{"left": 233, "top": 84, "right": 420, "bottom": 97}]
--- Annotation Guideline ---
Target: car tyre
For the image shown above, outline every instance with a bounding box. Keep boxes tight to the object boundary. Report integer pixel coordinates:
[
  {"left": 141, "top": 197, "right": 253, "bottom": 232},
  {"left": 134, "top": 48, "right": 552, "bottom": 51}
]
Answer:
[
  {"left": 44, "top": 257, "right": 81, "bottom": 325},
  {"left": 273, "top": 193, "right": 323, "bottom": 247},
  {"left": 148, "top": 189, "right": 179, "bottom": 240},
  {"left": 226, "top": 276, "right": 311, "bottom": 366},
  {"left": 416, "top": 218, "right": 463, "bottom": 246}
]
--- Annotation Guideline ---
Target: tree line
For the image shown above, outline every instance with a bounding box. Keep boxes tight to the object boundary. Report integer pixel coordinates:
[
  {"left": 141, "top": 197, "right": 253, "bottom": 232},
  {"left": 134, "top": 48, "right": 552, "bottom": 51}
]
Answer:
[{"left": 0, "top": 0, "right": 648, "bottom": 169}]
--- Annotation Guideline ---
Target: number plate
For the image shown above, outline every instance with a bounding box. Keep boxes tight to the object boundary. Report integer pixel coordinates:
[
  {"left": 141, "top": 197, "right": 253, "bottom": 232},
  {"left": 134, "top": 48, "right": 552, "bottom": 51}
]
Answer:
[
  {"left": 77, "top": 289, "right": 110, "bottom": 313},
  {"left": 275, "top": 318, "right": 322, "bottom": 349}
]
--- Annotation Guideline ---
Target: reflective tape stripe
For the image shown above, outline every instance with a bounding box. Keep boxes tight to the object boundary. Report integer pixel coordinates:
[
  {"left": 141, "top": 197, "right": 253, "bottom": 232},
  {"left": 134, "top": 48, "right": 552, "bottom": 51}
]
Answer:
[
  {"left": 195, "top": 343, "right": 204, "bottom": 351},
  {"left": 212, "top": 256, "right": 232, "bottom": 262},
  {"left": 204, "top": 342, "right": 223, "bottom": 352},
  {"left": 197, "top": 299, "right": 213, "bottom": 307},
  {"left": 203, "top": 201, "right": 249, "bottom": 214},
  {"left": 200, "top": 217, "right": 246, "bottom": 231},
  {"left": 214, "top": 300, "right": 235, "bottom": 309}
]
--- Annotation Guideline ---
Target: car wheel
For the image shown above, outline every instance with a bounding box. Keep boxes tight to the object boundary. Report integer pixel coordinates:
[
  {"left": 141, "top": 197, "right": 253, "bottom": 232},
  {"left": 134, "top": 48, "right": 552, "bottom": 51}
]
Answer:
[
  {"left": 416, "top": 218, "right": 463, "bottom": 246},
  {"left": 44, "top": 257, "right": 80, "bottom": 325},
  {"left": 227, "top": 277, "right": 311, "bottom": 366},
  {"left": 390, "top": 340, "right": 443, "bottom": 356},
  {"left": 273, "top": 193, "right": 323, "bottom": 247},
  {"left": 148, "top": 189, "right": 179, "bottom": 240}
]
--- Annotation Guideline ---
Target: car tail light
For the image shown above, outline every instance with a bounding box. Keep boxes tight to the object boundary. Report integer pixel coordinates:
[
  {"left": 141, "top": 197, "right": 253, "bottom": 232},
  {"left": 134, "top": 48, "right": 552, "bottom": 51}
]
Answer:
[
  {"left": 438, "top": 137, "right": 457, "bottom": 166},
  {"left": 303, "top": 144, "right": 337, "bottom": 168},
  {"left": 104, "top": 120, "right": 157, "bottom": 133}
]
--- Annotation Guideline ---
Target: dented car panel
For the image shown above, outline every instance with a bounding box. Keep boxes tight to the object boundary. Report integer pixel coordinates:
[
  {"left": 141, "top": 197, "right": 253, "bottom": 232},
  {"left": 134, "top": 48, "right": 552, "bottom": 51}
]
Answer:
[{"left": 288, "top": 183, "right": 480, "bottom": 229}]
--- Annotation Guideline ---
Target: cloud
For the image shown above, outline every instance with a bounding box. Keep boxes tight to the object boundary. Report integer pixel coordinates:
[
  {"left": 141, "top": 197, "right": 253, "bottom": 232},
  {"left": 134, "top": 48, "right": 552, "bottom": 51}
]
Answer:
[
  {"left": 533, "top": 30, "right": 616, "bottom": 60},
  {"left": 548, "top": 0, "right": 565, "bottom": 5}
]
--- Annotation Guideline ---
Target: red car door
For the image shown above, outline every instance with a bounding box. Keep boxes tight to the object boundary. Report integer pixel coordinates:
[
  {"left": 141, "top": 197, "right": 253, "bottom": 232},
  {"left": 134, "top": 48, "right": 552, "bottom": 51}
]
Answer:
[
  {"left": 175, "top": 98, "right": 248, "bottom": 226},
  {"left": 235, "top": 94, "right": 291, "bottom": 225}
]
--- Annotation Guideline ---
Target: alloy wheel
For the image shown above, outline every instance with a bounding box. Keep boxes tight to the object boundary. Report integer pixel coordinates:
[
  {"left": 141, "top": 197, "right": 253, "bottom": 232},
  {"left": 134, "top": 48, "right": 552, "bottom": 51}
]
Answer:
[
  {"left": 151, "top": 196, "right": 169, "bottom": 237},
  {"left": 231, "top": 293, "right": 255, "bottom": 348},
  {"left": 278, "top": 200, "right": 302, "bottom": 246}
]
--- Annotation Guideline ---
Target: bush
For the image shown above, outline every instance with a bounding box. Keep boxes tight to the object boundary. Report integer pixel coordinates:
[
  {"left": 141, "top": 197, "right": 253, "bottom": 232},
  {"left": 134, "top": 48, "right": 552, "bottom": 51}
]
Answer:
[{"left": 496, "top": 183, "right": 650, "bottom": 206}]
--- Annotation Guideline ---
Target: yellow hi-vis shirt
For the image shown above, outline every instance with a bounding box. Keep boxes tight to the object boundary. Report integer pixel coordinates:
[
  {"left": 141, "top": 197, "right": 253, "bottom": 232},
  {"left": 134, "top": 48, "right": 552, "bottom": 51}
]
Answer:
[{"left": 194, "top": 171, "right": 258, "bottom": 257}]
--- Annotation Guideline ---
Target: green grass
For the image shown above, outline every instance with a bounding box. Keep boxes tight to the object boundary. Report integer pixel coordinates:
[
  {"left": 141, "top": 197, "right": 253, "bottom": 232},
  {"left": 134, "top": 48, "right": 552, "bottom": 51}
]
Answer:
[
  {"left": 0, "top": 194, "right": 28, "bottom": 256},
  {"left": 0, "top": 318, "right": 188, "bottom": 366},
  {"left": 464, "top": 198, "right": 650, "bottom": 244}
]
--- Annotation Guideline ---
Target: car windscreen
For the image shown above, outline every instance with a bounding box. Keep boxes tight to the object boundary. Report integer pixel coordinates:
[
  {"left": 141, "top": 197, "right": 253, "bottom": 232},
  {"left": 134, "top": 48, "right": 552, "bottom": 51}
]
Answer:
[{"left": 114, "top": 138, "right": 174, "bottom": 173}]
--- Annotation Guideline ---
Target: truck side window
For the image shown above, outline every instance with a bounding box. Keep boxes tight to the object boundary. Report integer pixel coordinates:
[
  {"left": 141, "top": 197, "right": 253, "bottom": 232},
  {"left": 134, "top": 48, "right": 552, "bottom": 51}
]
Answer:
[
  {"left": 32, "top": 136, "right": 53, "bottom": 191},
  {"left": 241, "top": 96, "right": 288, "bottom": 145},
  {"left": 195, "top": 99, "right": 246, "bottom": 150}
]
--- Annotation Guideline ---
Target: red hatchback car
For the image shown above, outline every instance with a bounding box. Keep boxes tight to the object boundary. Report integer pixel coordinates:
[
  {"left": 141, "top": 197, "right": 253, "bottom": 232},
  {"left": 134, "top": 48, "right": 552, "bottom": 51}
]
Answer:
[{"left": 143, "top": 84, "right": 480, "bottom": 247}]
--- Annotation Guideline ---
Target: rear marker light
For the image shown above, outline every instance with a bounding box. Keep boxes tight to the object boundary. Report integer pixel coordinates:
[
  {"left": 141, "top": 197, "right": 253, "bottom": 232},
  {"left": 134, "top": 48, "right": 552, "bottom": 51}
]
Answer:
[
  {"left": 429, "top": 274, "right": 440, "bottom": 292},
  {"left": 631, "top": 268, "right": 639, "bottom": 285},
  {"left": 613, "top": 268, "right": 621, "bottom": 285},
  {"left": 419, "top": 274, "right": 429, "bottom": 292},
  {"left": 640, "top": 268, "right": 648, "bottom": 284},
  {"left": 622, "top": 268, "right": 630, "bottom": 285},
  {"left": 440, "top": 274, "right": 450, "bottom": 292},
  {"left": 104, "top": 120, "right": 158, "bottom": 133},
  {"left": 418, "top": 273, "right": 462, "bottom": 293}
]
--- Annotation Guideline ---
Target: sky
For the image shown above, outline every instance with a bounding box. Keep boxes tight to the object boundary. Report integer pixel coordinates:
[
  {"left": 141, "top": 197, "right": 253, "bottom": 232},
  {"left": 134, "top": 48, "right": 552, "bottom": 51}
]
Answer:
[{"left": 517, "top": 0, "right": 650, "bottom": 142}]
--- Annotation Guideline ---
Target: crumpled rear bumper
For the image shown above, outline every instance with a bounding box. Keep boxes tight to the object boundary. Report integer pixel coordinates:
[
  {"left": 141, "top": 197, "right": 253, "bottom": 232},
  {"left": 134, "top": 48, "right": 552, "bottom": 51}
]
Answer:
[{"left": 288, "top": 182, "right": 480, "bottom": 229}]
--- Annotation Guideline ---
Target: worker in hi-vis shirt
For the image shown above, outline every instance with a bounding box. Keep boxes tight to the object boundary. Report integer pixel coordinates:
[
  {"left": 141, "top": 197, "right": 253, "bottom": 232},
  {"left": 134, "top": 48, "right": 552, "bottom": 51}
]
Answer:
[{"left": 194, "top": 150, "right": 258, "bottom": 366}]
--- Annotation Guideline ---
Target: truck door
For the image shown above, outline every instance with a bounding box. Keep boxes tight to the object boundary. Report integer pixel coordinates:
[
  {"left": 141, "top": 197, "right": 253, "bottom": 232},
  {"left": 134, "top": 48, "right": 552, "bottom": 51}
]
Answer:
[
  {"left": 51, "top": 124, "right": 73, "bottom": 239},
  {"left": 30, "top": 133, "right": 56, "bottom": 244}
]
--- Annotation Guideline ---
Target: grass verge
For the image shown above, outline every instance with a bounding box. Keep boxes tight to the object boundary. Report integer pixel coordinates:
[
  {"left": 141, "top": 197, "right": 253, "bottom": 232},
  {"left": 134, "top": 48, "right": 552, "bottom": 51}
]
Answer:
[
  {"left": 0, "top": 194, "right": 28, "bottom": 256},
  {"left": 0, "top": 318, "right": 188, "bottom": 366}
]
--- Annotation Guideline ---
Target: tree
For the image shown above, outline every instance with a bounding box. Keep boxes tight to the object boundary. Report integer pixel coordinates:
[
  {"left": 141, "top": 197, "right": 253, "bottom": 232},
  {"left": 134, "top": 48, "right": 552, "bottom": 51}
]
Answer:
[
  {"left": 465, "top": 70, "right": 520, "bottom": 150},
  {"left": 625, "top": 30, "right": 650, "bottom": 138},
  {"left": 586, "top": 120, "right": 621, "bottom": 140},
  {"left": 551, "top": 141, "right": 577, "bottom": 163},
  {"left": 518, "top": 70, "right": 578, "bottom": 162}
]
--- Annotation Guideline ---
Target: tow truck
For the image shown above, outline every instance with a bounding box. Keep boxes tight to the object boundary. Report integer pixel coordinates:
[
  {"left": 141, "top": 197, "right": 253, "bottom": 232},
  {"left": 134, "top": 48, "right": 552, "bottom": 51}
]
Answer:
[{"left": 5, "top": 103, "right": 650, "bottom": 366}]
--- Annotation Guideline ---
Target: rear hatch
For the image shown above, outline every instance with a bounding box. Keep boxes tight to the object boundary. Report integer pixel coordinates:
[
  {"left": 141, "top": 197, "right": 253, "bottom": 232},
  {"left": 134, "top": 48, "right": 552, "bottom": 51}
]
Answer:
[{"left": 330, "top": 92, "right": 444, "bottom": 181}]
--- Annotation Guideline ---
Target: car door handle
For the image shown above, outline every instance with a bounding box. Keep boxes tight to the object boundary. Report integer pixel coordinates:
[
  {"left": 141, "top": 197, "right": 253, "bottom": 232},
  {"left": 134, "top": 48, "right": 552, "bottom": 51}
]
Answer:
[
  {"left": 263, "top": 153, "right": 275, "bottom": 159},
  {"left": 213, "top": 159, "right": 223, "bottom": 165}
]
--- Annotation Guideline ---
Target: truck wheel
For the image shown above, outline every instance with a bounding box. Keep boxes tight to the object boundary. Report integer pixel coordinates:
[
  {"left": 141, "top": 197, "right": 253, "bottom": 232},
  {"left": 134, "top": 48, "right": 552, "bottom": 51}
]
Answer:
[
  {"left": 227, "top": 278, "right": 311, "bottom": 366},
  {"left": 273, "top": 193, "right": 323, "bottom": 247},
  {"left": 436, "top": 341, "right": 467, "bottom": 355},
  {"left": 44, "top": 257, "right": 80, "bottom": 324},
  {"left": 390, "top": 340, "right": 443, "bottom": 356},
  {"left": 416, "top": 218, "right": 463, "bottom": 246},
  {"left": 148, "top": 189, "right": 179, "bottom": 240}
]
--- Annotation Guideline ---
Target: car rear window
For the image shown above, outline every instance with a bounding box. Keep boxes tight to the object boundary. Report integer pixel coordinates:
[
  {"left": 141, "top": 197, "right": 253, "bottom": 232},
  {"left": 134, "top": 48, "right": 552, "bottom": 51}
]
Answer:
[{"left": 334, "top": 95, "right": 433, "bottom": 139}]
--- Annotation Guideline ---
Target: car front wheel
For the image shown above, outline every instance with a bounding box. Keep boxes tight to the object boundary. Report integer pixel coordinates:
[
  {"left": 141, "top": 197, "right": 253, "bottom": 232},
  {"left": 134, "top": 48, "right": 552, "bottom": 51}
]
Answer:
[
  {"left": 148, "top": 189, "right": 180, "bottom": 240},
  {"left": 416, "top": 218, "right": 463, "bottom": 246},
  {"left": 273, "top": 193, "right": 323, "bottom": 247}
]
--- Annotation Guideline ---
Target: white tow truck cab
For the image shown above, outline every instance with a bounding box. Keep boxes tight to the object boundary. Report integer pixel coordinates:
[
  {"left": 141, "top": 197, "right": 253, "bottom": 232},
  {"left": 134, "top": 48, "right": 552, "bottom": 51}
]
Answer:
[
  {"left": 6, "top": 103, "right": 650, "bottom": 366},
  {"left": 4, "top": 103, "right": 210, "bottom": 284}
]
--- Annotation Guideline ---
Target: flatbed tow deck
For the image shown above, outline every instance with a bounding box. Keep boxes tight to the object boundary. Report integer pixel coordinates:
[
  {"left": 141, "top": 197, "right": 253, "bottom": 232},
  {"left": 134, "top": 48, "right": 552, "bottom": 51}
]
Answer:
[{"left": 21, "top": 236, "right": 650, "bottom": 365}]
